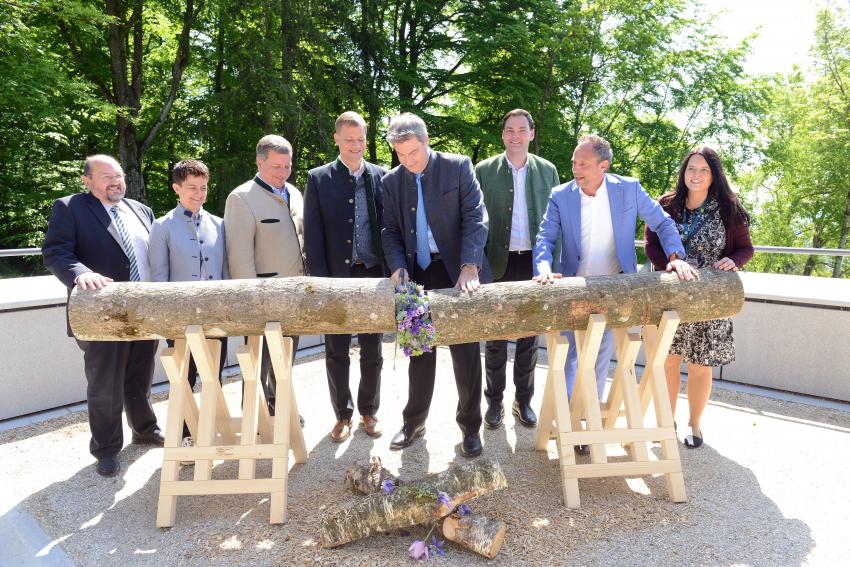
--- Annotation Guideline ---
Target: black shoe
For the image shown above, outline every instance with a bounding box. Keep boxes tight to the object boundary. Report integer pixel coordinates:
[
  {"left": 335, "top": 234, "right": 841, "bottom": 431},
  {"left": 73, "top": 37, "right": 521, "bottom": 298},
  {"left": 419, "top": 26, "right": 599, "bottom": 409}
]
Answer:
[
  {"left": 96, "top": 456, "right": 120, "bottom": 477},
  {"left": 389, "top": 423, "right": 426, "bottom": 450},
  {"left": 512, "top": 400, "right": 537, "bottom": 427},
  {"left": 461, "top": 432, "right": 483, "bottom": 458},
  {"left": 483, "top": 402, "right": 504, "bottom": 429},
  {"left": 132, "top": 429, "right": 165, "bottom": 446},
  {"left": 684, "top": 427, "right": 703, "bottom": 449},
  {"left": 574, "top": 444, "right": 590, "bottom": 456}
]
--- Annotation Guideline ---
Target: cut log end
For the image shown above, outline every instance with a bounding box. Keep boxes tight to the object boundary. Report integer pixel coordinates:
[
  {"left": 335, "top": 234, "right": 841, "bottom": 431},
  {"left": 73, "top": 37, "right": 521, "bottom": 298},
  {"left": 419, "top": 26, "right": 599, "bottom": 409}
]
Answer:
[
  {"left": 442, "top": 513, "right": 506, "bottom": 559},
  {"left": 342, "top": 456, "right": 395, "bottom": 495}
]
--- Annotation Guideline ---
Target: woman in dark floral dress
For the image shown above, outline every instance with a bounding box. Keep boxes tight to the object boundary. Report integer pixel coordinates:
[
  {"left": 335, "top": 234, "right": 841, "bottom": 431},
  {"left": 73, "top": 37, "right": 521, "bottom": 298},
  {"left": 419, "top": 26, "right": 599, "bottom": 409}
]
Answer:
[{"left": 645, "top": 147, "right": 753, "bottom": 448}]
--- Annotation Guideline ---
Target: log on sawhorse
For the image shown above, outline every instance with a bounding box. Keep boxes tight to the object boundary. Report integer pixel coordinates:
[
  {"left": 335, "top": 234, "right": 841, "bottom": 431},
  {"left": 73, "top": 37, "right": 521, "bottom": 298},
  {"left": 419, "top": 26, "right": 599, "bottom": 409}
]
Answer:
[
  {"left": 534, "top": 311, "right": 686, "bottom": 508},
  {"left": 156, "top": 322, "right": 307, "bottom": 527}
]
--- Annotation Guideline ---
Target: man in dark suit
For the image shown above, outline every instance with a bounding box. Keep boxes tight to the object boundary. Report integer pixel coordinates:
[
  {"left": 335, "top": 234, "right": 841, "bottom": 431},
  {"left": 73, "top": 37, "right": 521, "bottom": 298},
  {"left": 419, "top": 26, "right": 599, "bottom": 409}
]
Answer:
[
  {"left": 42, "top": 154, "right": 164, "bottom": 477},
  {"left": 381, "top": 113, "right": 491, "bottom": 458},
  {"left": 304, "top": 111, "right": 388, "bottom": 442}
]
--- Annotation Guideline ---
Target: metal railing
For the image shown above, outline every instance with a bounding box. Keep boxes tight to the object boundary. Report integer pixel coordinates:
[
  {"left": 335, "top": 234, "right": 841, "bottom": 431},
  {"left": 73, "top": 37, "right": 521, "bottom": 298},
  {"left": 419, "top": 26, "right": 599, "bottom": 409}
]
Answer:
[
  {"left": 633, "top": 241, "right": 850, "bottom": 257},
  {"left": 1, "top": 245, "right": 849, "bottom": 258},
  {"left": 0, "top": 248, "right": 42, "bottom": 258}
]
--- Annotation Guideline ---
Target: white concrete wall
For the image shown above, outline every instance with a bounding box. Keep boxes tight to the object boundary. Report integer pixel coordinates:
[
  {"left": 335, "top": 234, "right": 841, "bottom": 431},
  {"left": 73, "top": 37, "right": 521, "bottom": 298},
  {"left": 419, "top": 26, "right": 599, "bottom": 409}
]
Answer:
[
  {"left": 724, "top": 301, "right": 850, "bottom": 401},
  {"left": 0, "top": 276, "right": 321, "bottom": 421}
]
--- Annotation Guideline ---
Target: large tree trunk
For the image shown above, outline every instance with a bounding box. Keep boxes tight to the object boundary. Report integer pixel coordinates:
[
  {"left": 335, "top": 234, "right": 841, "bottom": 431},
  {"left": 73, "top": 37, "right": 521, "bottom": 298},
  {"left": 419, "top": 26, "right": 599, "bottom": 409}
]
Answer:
[
  {"left": 68, "top": 269, "right": 744, "bottom": 342},
  {"left": 319, "top": 460, "right": 507, "bottom": 548}
]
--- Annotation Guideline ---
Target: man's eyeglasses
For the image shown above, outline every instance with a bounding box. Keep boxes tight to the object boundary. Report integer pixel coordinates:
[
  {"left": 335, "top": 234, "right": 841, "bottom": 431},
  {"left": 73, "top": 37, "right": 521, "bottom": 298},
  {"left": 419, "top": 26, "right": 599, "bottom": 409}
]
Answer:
[{"left": 90, "top": 174, "right": 125, "bottom": 182}]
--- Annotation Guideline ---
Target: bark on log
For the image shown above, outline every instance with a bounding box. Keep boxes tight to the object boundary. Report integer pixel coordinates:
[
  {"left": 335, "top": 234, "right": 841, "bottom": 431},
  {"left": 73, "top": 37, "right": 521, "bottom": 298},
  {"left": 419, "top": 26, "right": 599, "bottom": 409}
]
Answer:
[
  {"left": 319, "top": 459, "right": 508, "bottom": 548},
  {"left": 68, "top": 269, "right": 743, "bottom": 343},
  {"left": 343, "top": 456, "right": 395, "bottom": 495},
  {"left": 442, "top": 513, "right": 507, "bottom": 560}
]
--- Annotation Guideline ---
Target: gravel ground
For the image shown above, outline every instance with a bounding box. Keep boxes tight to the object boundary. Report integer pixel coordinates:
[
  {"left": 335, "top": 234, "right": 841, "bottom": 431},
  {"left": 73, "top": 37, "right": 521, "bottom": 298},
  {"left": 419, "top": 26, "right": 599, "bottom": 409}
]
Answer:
[{"left": 2, "top": 339, "right": 849, "bottom": 566}]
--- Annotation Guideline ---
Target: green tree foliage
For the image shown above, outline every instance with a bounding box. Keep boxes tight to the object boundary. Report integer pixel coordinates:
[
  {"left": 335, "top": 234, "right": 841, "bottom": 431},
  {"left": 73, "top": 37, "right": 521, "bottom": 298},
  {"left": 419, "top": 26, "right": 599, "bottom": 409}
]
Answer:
[
  {"left": 743, "top": 7, "right": 850, "bottom": 278},
  {"left": 0, "top": 0, "right": 796, "bottom": 278}
]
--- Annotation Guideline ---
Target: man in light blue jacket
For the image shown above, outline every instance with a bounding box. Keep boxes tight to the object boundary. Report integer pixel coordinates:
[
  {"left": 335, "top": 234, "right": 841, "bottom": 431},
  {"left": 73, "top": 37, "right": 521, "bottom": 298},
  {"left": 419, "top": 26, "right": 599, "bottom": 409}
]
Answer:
[
  {"left": 148, "top": 159, "right": 228, "bottom": 449},
  {"left": 533, "top": 136, "right": 696, "bottom": 450}
]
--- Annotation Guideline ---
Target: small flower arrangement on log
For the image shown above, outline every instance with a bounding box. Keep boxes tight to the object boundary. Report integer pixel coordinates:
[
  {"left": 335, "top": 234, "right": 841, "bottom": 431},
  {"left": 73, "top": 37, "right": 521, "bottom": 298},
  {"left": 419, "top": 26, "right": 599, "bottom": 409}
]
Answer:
[{"left": 395, "top": 282, "right": 438, "bottom": 357}]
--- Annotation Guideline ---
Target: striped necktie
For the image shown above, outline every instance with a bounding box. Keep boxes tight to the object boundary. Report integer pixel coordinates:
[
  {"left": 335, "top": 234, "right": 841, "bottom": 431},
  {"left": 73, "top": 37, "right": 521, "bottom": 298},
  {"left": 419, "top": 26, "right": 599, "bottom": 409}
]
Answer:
[{"left": 110, "top": 205, "right": 141, "bottom": 282}]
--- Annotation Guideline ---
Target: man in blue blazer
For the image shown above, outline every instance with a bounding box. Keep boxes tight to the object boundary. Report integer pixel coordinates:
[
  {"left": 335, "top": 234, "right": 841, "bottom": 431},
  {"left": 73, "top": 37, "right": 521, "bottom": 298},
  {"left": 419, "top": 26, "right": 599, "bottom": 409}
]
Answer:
[
  {"left": 42, "top": 155, "right": 164, "bottom": 477},
  {"left": 304, "top": 111, "right": 388, "bottom": 443},
  {"left": 381, "top": 113, "right": 491, "bottom": 457},
  {"left": 534, "top": 135, "right": 696, "bottom": 441}
]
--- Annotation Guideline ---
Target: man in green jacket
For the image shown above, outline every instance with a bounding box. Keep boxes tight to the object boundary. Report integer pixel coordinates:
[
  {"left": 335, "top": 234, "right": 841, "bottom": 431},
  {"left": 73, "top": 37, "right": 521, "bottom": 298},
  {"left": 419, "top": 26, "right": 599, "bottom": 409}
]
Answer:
[{"left": 475, "top": 109, "right": 559, "bottom": 429}]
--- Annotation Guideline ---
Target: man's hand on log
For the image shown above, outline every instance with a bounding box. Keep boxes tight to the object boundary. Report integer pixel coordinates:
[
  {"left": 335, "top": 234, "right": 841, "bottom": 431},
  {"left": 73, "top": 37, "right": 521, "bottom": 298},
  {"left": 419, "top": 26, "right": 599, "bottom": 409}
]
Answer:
[
  {"left": 712, "top": 257, "right": 738, "bottom": 271},
  {"left": 666, "top": 259, "right": 699, "bottom": 281},
  {"left": 391, "top": 268, "right": 409, "bottom": 291},
  {"left": 456, "top": 264, "right": 481, "bottom": 293},
  {"left": 75, "top": 272, "right": 114, "bottom": 290},
  {"left": 532, "top": 270, "right": 562, "bottom": 284}
]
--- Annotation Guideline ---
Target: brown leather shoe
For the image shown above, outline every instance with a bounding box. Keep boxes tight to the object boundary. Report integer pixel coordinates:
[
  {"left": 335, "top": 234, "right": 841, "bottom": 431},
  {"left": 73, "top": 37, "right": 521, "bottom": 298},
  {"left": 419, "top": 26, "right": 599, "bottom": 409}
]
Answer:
[
  {"left": 330, "top": 418, "right": 352, "bottom": 442},
  {"left": 361, "top": 415, "right": 383, "bottom": 438}
]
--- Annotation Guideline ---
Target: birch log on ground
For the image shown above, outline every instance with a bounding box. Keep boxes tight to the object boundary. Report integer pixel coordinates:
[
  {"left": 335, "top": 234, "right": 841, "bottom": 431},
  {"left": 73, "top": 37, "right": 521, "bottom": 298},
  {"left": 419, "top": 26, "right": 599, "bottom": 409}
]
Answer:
[
  {"left": 68, "top": 269, "right": 743, "bottom": 343},
  {"left": 319, "top": 459, "right": 508, "bottom": 548},
  {"left": 442, "top": 513, "right": 507, "bottom": 560}
]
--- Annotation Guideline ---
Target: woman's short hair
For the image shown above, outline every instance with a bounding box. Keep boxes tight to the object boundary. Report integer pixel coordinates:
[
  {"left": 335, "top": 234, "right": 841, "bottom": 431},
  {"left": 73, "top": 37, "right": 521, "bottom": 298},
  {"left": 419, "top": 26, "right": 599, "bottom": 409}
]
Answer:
[{"left": 172, "top": 159, "right": 209, "bottom": 184}]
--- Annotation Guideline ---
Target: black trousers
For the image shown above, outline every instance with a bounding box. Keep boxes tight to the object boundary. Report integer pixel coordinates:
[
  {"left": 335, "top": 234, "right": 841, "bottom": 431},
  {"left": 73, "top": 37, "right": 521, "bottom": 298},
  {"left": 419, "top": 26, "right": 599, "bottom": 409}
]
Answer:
[
  {"left": 75, "top": 339, "right": 159, "bottom": 459},
  {"left": 484, "top": 251, "right": 538, "bottom": 405},
  {"left": 166, "top": 337, "right": 228, "bottom": 438},
  {"left": 325, "top": 263, "right": 384, "bottom": 421},
  {"left": 405, "top": 259, "right": 483, "bottom": 434}
]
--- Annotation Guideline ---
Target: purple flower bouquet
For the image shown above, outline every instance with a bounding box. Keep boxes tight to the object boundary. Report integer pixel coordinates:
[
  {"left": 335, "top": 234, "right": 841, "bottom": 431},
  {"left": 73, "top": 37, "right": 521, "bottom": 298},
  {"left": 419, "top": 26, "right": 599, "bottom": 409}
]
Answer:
[{"left": 395, "top": 282, "right": 438, "bottom": 357}]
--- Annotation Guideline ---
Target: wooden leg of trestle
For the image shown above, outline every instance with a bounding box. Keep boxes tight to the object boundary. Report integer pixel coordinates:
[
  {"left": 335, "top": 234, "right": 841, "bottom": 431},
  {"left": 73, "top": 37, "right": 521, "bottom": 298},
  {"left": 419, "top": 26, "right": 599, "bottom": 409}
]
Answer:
[
  {"left": 573, "top": 315, "right": 607, "bottom": 464},
  {"left": 236, "top": 336, "right": 263, "bottom": 479},
  {"left": 534, "top": 332, "right": 580, "bottom": 508},
  {"left": 264, "top": 323, "right": 302, "bottom": 523},
  {"left": 533, "top": 313, "right": 688, "bottom": 508},
  {"left": 185, "top": 326, "right": 232, "bottom": 480},
  {"left": 642, "top": 311, "right": 687, "bottom": 502},
  {"left": 608, "top": 329, "right": 648, "bottom": 460},
  {"left": 157, "top": 339, "right": 190, "bottom": 528}
]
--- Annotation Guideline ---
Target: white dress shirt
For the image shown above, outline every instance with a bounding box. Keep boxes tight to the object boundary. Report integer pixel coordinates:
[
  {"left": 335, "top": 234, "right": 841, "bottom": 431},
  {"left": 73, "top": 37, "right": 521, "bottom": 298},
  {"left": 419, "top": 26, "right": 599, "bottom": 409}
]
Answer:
[
  {"left": 507, "top": 156, "right": 532, "bottom": 251},
  {"left": 103, "top": 200, "right": 151, "bottom": 282},
  {"left": 577, "top": 179, "right": 621, "bottom": 277}
]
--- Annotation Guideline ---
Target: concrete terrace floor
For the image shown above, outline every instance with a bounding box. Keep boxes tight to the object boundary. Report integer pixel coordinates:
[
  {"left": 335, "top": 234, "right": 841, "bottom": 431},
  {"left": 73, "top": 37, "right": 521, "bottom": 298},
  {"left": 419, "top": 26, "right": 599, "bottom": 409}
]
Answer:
[{"left": 2, "top": 341, "right": 849, "bottom": 567}]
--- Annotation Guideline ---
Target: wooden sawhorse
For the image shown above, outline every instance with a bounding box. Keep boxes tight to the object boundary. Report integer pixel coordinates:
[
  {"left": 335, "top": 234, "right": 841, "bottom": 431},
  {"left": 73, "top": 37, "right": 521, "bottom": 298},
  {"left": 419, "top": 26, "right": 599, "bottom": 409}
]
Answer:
[
  {"left": 534, "top": 311, "right": 686, "bottom": 508},
  {"left": 156, "top": 322, "right": 307, "bottom": 527}
]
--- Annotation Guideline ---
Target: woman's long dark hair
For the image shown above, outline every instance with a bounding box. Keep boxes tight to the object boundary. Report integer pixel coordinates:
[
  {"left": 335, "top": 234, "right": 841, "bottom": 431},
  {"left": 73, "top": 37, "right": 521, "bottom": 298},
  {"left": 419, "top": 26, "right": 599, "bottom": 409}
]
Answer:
[{"left": 659, "top": 146, "right": 750, "bottom": 227}]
